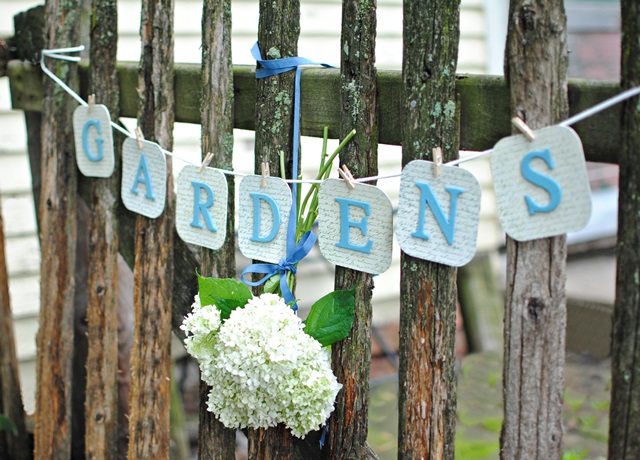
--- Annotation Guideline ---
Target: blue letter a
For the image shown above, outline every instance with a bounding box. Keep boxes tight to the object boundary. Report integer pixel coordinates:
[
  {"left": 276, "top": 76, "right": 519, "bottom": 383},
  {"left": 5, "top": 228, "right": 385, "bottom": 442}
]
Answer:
[
  {"left": 130, "top": 153, "right": 155, "bottom": 200},
  {"left": 412, "top": 182, "right": 464, "bottom": 246}
]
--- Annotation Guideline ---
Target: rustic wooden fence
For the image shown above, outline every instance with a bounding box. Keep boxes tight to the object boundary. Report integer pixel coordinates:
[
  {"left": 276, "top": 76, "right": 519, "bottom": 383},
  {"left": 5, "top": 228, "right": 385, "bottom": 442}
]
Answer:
[{"left": 1, "top": 0, "right": 639, "bottom": 458}]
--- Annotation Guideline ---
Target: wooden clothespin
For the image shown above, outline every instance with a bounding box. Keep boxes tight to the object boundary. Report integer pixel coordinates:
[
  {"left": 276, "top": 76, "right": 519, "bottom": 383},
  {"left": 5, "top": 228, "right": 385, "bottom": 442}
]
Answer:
[
  {"left": 135, "top": 127, "right": 145, "bottom": 149},
  {"left": 87, "top": 94, "right": 96, "bottom": 109},
  {"left": 511, "top": 116, "right": 536, "bottom": 141},
  {"left": 261, "top": 162, "right": 270, "bottom": 187},
  {"left": 199, "top": 152, "right": 214, "bottom": 172},
  {"left": 338, "top": 165, "right": 356, "bottom": 190},
  {"left": 432, "top": 146, "right": 443, "bottom": 177}
]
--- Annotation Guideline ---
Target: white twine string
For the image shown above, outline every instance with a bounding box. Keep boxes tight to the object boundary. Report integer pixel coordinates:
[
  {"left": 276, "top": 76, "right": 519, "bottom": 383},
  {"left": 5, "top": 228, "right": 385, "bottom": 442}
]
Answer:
[{"left": 41, "top": 46, "right": 640, "bottom": 185}]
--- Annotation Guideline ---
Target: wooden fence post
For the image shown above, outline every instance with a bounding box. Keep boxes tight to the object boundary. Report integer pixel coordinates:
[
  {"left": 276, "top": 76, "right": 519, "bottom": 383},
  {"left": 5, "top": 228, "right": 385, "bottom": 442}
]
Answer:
[
  {"left": 126, "top": 0, "right": 175, "bottom": 456},
  {"left": 324, "top": 0, "right": 378, "bottom": 456},
  {"left": 247, "top": 0, "right": 300, "bottom": 457},
  {"left": 34, "top": 0, "right": 81, "bottom": 457},
  {"left": 610, "top": 0, "right": 640, "bottom": 456},
  {"left": 500, "top": 1, "right": 569, "bottom": 458},
  {"left": 197, "top": 0, "right": 237, "bottom": 457},
  {"left": 84, "top": 0, "right": 121, "bottom": 457},
  {"left": 398, "top": 0, "right": 460, "bottom": 458},
  {"left": 0, "top": 201, "right": 30, "bottom": 459}
]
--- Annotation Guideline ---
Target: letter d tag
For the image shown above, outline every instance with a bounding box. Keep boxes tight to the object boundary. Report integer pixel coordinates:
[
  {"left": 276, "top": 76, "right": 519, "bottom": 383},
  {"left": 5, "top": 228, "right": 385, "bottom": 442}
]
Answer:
[
  {"left": 490, "top": 125, "right": 591, "bottom": 241},
  {"left": 121, "top": 137, "right": 167, "bottom": 218},
  {"left": 73, "top": 105, "right": 115, "bottom": 177},
  {"left": 175, "top": 165, "right": 228, "bottom": 250},
  {"left": 238, "top": 175, "right": 291, "bottom": 263}
]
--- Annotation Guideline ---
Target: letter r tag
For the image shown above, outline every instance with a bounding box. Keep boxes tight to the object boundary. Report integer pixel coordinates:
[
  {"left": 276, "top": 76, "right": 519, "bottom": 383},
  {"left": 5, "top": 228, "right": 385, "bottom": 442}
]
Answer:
[{"left": 490, "top": 125, "right": 591, "bottom": 241}]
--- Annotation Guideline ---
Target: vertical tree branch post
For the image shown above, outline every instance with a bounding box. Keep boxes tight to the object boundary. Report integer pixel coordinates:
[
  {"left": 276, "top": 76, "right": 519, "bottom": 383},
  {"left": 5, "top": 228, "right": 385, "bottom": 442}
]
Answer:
[
  {"left": 34, "top": 0, "right": 81, "bottom": 457},
  {"left": 500, "top": 1, "right": 569, "bottom": 458},
  {"left": 84, "top": 0, "right": 121, "bottom": 456},
  {"left": 610, "top": 0, "right": 640, "bottom": 457},
  {"left": 197, "top": 0, "right": 237, "bottom": 456},
  {"left": 248, "top": 0, "right": 300, "bottom": 457},
  {"left": 324, "top": 0, "right": 378, "bottom": 457},
  {"left": 126, "top": 0, "right": 175, "bottom": 456},
  {"left": 0, "top": 202, "right": 30, "bottom": 459},
  {"left": 398, "top": 0, "right": 460, "bottom": 458}
]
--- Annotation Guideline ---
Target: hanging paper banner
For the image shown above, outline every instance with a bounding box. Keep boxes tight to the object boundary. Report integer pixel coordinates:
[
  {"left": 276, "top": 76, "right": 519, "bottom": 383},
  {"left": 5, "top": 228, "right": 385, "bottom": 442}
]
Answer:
[
  {"left": 396, "top": 160, "right": 481, "bottom": 267},
  {"left": 175, "top": 165, "right": 228, "bottom": 250},
  {"left": 238, "top": 175, "right": 292, "bottom": 264},
  {"left": 121, "top": 137, "right": 167, "bottom": 219},
  {"left": 72, "top": 104, "right": 115, "bottom": 178},
  {"left": 491, "top": 125, "right": 591, "bottom": 242},
  {"left": 317, "top": 178, "right": 393, "bottom": 274}
]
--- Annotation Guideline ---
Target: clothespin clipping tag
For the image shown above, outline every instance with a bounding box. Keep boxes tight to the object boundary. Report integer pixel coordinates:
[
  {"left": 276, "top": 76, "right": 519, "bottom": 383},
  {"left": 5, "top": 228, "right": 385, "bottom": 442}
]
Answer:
[
  {"left": 338, "top": 165, "right": 356, "bottom": 190},
  {"left": 199, "top": 152, "right": 214, "bottom": 172},
  {"left": 261, "top": 162, "right": 270, "bottom": 187},
  {"left": 432, "top": 146, "right": 443, "bottom": 177},
  {"left": 135, "top": 127, "right": 145, "bottom": 149},
  {"left": 511, "top": 116, "right": 536, "bottom": 142},
  {"left": 87, "top": 94, "right": 96, "bottom": 109}
]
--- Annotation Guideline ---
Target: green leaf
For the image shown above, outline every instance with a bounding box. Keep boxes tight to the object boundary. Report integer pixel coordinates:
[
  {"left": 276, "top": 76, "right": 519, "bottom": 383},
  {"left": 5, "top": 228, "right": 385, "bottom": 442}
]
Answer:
[
  {"left": 304, "top": 289, "right": 355, "bottom": 347},
  {"left": 263, "top": 273, "right": 281, "bottom": 293},
  {"left": 197, "top": 273, "right": 253, "bottom": 320},
  {"left": 0, "top": 414, "right": 17, "bottom": 436}
]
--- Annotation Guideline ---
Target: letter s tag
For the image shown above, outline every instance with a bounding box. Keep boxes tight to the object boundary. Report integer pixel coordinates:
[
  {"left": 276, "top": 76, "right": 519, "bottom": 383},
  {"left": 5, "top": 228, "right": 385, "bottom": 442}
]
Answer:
[
  {"left": 237, "top": 175, "right": 292, "bottom": 264},
  {"left": 491, "top": 125, "right": 592, "bottom": 241},
  {"left": 175, "top": 165, "right": 228, "bottom": 250},
  {"left": 73, "top": 105, "right": 115, "bottom": 177}
]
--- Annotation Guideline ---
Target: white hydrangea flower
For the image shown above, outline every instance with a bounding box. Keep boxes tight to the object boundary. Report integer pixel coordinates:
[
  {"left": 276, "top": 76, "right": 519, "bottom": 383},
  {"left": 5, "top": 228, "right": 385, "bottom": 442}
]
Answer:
[{"left": 181, "top": 292, "right": 342, "bottom": 438}]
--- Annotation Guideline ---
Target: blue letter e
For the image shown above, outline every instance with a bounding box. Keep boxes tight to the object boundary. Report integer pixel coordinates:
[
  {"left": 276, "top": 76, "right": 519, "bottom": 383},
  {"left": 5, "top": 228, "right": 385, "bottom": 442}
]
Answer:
[
  {"left": 521, "top": 148, "right": 562, "bottom": 216},
  {"left": 250, "top": 192, "right": 281, "bottom": 243},
  {"left": 335, "top": 197, "right": 373, "bottom": 254}
]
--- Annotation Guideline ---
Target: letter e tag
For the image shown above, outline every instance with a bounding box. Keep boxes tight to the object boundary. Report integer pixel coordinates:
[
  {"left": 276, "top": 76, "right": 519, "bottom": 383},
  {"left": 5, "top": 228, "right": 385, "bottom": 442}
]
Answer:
[
  {"left": 317, "top": 179, "right": 393, "bottom": 274},
  {"left": 238, "top": 175, "right": 291, "bottom": 263},
  {"left": 490, "top": 125, "right": 591, "bottom": 241},
  {"left": 121, "top": 137, "right": 167, "bottom": 218},
  {"left": 175, "top": 165, "right": 228, "bottom": 250},
  {"left": 73, "top": 105, "right": 115, "bottom": 177},
  {"left": 396, "top": 160, "right": 481, "bottom": 267}
]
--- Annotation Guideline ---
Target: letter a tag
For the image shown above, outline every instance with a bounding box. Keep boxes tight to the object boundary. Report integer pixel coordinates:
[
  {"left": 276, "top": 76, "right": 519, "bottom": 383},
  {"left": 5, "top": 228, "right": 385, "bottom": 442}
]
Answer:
[
  {"left": 397, "top": 160, "right": 481, "bottom": 267},
  {"left": 73, "top": 105, "right": 115, "bottom": 177},
  {"left": 238, "top": 175, "right": 291, "bottom": 263},
  {"left": 490, "top": 125, "right": 591, "bottom": 241},
  {"left": 121, "top": 137, "right": 166, "bottom": 218},
  {"left": 317, "top": 178, "right": 393, "bottom": 274},
  {"left": 175, "top": 164, "right": 228, "bottom": 250}
]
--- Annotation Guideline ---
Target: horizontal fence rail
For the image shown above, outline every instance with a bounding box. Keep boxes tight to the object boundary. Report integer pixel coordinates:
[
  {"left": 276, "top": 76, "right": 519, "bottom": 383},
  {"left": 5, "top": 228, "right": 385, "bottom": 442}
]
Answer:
[{"left": 7, "top": 61, "right": 622, "bottom": 164}]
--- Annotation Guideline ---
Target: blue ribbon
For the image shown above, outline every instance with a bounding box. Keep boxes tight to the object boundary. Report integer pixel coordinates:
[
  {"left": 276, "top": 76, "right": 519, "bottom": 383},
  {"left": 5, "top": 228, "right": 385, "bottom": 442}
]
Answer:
[{"left": 242, "top": 43, "right": 332, "bottom": 310}]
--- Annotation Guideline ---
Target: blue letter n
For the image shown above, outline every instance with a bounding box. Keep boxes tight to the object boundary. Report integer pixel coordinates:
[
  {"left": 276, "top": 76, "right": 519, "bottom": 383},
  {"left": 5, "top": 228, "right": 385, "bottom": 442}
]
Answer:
[{"left": 412, "top": 182, "right": 464, "bottom": 246}]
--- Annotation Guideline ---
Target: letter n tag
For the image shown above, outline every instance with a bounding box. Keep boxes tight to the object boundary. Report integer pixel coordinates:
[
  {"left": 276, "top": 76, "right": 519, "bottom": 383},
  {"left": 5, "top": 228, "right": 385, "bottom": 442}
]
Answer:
[
  {"left": 317, "top": 179, "right": 393, "bottom": 274},
  {"left": 490, "top": 125, "right": 591, "bottom": 241},
  {"left": 175, "top": 165, "right": 228, "bottom": 250},
  {"left": 121, "top": 137, "right": 167, "bottom": 218},
  {"left": 238, "top": 175, "right": 291, "bottom": 263},
  {"left": 73, "top": 105, "right": 115, "bottom": 177},
  {"left": 396, "top": 160, "right": 481, "bottom": 267}
]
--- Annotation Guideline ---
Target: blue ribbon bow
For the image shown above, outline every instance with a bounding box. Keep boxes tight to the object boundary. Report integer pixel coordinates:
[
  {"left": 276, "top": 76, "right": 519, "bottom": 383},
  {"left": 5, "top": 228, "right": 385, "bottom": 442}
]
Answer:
[{"left": 241, "top": 44, "right": 332, "bottom": 311}]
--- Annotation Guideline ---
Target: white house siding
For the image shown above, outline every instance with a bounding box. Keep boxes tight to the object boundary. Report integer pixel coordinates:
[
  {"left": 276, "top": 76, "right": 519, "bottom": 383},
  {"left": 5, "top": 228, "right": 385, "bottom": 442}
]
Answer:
[{"left": 1, "top": 0, "right": 499, "bottom": 412}]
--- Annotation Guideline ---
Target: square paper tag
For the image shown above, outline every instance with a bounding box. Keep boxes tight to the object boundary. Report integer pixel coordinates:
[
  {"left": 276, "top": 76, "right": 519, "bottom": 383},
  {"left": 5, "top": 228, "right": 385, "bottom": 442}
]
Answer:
[
  {"left": 396, "top": 160, "right": 481, "bottom": 267},
  {"left": 317, "top": 178, "right": 393, "bottom": 274},
  {"left": 238, "top": 175, "right": 292, "bottom": 264},
  {"left": 121, "top": 137, "right": 167, "bottom": 218},
  {"left": 73, "top": 104, "right": 115, "bottom": 177},
  {"left": 176, "top": 165, "right": 228, "bottom": 250},
  {"left": 490, "top": 125, "right": 591, "bottom": 241}
]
